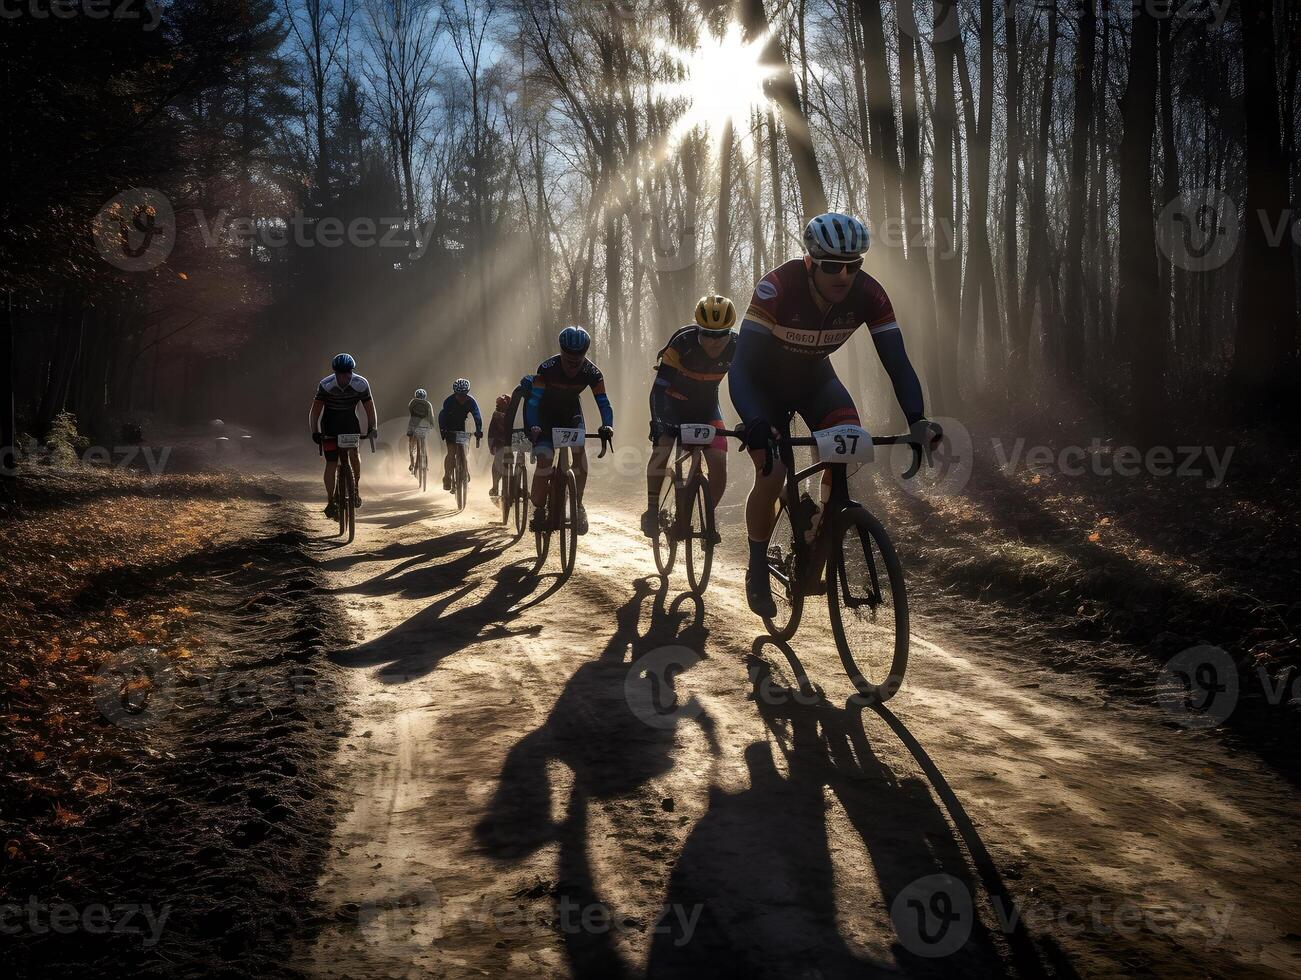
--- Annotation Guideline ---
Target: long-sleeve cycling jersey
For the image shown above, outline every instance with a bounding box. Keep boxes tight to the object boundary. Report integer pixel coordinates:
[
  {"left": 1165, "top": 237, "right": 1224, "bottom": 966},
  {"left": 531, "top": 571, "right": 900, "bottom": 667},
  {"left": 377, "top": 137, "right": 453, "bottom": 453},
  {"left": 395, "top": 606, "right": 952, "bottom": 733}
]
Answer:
[
  {"left": 524, "top": 357, "right": 614, "bottom": 429},
  {"left": 439, "top": 393, "right": 482, "bottom": 433},
  {"left": 505, "top": 377, "right": 532, "bottom": 433},
  {"left": 650, "top": 325, "right": 736, "bottom": 422},
  {"left": 731, "top": 258, "right": 924, "bottom": 425}
]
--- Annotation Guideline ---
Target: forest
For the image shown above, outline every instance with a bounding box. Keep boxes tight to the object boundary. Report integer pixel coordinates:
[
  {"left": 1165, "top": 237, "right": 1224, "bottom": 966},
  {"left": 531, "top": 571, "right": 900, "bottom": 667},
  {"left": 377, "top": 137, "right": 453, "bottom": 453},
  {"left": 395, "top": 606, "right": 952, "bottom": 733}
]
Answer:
[{"left": 3, "top": 0, "right": 1297, "bottom": 459}]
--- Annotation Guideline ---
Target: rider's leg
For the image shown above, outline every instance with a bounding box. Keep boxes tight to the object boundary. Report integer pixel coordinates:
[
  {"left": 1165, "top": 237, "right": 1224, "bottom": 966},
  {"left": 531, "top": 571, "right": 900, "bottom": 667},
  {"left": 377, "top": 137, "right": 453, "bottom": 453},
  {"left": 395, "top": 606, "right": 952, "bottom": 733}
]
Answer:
[
  {"left": 573, "top": 446, "right": 589, "bottom": 502},
  {"left": 349, "top": 446, "right": 362, "bottom": 496},
  {"left": 646, "top": 436, "right": 674, "bottom": 513},
  {"left": 529, "top": 448, "right": 554, "bottom": 508},
  {"left": 703, "top": 448, "right": 728, "bottom": 505},
  {"left": 744, "top": 448, "right": 787, "bottom": 542},
  {"left": 407, "top": 433, "right": 415, "bottom": 464},
  {"left": 323, "top": 459, "right": 337, "bottom": 500}
]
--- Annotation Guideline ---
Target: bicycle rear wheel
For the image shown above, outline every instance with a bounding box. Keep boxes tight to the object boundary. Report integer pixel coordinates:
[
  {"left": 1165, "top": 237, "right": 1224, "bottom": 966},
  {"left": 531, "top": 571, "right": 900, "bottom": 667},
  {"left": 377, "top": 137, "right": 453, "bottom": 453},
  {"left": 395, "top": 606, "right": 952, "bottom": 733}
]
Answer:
[
  {"left": 763, "top": 499, "right": 803, "bottom": 640},
  {"left": 652, "top": 474, "right": 677, "bottom": 578},
  {"left": 558, "top": 470, "right": 578, "bottom": 576},
  {"left": 500, "top": 457, "right": 513, "bottom": 524},
  {"left": 827, "top": 506, "right": 908, "bottom": 702},
  {"left": 684, "top": 476, "right": 714, "bottom": 594}
]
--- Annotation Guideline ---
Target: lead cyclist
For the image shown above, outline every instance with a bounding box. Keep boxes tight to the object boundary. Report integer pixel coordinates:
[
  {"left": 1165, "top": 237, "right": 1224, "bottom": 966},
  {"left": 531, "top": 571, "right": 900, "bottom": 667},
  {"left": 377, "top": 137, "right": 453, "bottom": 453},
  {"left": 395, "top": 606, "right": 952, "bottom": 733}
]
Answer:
[{"left": 729, "top": 212, "right": 941, "bottom": 617}]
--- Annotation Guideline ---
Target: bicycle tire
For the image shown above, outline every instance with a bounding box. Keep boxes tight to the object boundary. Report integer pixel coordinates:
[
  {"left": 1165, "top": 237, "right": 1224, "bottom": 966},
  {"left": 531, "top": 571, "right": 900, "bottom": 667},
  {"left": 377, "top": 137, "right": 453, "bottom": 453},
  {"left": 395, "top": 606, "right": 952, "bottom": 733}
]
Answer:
[
  {"left": 340, "top": 461, "right": 356, "bottom": 544},
  {"left": 455, "top": 445, "right": 468, "bottom": 512},
  {"left": 652, "top": 473, "right": 677, "bottom": 578},
  {"left": 512, "top": 459, "right": 529, "bottom": 539},
  {"left": 684, "top": 476, "right": 713, "bottom": 594},
  {"left": 558, "top": 470, "right": 578, "bottom": 576},
  {"left": 500, "top": 456, "right": 512, "bottom": 525},
  {"left": 763, "top": 498, "right": 803, "bottom": 640},
  {"left": 827, "top": 506, "right": 908, "bottom": 702}
]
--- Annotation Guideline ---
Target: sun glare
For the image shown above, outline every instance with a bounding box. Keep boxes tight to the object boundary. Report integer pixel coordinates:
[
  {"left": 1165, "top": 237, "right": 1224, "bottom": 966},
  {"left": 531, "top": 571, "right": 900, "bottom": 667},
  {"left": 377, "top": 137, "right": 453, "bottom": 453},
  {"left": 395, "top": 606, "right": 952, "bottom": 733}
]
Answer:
[{"left": 656, "top": 22, "right": 776, "bottom": 151}]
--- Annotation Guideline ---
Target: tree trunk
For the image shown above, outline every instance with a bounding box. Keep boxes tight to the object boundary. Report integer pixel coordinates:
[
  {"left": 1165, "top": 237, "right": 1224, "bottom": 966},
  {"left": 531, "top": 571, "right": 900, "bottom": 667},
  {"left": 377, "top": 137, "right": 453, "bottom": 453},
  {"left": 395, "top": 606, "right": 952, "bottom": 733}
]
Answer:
[
  {"left": 715, "top": 119, "right": 735, "bottom": 293},
  {"left": 1002, "top": 0, "right": 1024, "bottom": 383},
  {"left": 931, "top": 0, "right": 962, "bottom": 411},
  {"left": 1231, "top": 0, "right": 1299, "bottom": 411},
  {"left": 1063, "top": 0, "right": 1096, "bottom": 385},
  {"left": 1117, "top": 5, "right": 1165, "bottom": 421}
]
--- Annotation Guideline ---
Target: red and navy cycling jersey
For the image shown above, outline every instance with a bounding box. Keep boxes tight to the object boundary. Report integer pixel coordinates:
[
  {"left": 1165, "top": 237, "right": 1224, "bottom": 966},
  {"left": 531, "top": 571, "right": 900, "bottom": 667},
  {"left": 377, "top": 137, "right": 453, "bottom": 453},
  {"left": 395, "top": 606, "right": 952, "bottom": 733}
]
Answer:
[
  {"left": 743, "top": 258, "right": 899, "bottom": 357},
  {"left": 652, "top": 325, "right": 737, "bottom": 404},
  {"left": 525, "top": 356, "right": 614, "bottom": 428}
]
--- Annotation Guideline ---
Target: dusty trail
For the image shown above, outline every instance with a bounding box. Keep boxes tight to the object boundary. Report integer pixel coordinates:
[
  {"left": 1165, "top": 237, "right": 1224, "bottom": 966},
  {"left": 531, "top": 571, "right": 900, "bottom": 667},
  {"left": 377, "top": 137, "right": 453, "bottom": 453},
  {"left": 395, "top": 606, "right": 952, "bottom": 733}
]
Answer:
[{"left": 290, "top": 466, "right": 1301, "bottom": 979}]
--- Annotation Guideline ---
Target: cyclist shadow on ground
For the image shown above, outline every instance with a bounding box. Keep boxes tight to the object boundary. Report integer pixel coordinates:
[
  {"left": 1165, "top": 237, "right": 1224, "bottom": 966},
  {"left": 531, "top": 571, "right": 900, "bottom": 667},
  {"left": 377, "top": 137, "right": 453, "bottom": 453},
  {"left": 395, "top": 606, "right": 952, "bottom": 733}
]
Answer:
[
  {"left": 328, "top": 553, "right": 541, "bottom": 683},
  {"left": 647, "top": 639, "right": 1072, "bottom": 978},
  {"left": 474, "top": 576, "right": 717, "bottom": 979},
  {"left": 324, "top": 527, "right": 508, "bottom": 592}
]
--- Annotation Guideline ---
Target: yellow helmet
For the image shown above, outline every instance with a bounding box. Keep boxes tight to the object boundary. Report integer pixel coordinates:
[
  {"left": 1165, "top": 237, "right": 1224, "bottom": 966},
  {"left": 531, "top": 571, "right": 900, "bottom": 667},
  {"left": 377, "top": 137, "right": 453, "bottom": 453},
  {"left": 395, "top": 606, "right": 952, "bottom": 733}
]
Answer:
[{"left": 694, "top": 295, "right": 736, "bottom": 333}]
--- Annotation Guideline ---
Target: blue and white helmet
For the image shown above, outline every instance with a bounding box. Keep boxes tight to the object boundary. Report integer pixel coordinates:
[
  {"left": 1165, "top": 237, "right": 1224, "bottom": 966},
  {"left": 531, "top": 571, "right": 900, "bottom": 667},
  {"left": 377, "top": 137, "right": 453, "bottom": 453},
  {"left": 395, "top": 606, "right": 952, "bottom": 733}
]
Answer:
[
  {"left": 414, "top": 388, "right": 427, "bottom": 399},
  {"left": 803, "top": 213, "right": 870, "bottom": 260},
  {"left": 558, "top": 325, "right": 590, "bottom": 355},
  {"left": 452, "top": 378, "right": 471, "bottom": 395},
  {"left": 332, "top": 352, "right": 356, "bottom": 372}
]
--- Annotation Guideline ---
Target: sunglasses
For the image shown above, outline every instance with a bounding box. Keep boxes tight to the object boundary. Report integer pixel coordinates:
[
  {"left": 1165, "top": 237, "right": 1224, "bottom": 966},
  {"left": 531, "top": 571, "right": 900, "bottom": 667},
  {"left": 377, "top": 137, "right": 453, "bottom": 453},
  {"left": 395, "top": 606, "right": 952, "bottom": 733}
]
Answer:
[{"left": 816, "top": 258, "right": 863, "bottom": 276}]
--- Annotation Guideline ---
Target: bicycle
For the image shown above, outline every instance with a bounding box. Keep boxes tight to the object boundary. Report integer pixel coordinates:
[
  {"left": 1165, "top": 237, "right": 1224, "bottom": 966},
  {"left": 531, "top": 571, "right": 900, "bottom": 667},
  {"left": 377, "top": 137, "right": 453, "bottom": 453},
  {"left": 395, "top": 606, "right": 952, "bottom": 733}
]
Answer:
[
  {"left": 413, "top": 425, "right": 430, "bottom": 492},
  {"left": 533, "top": 427, "right": 612, "bottom": 577},
  {"left": 755, "top": 416, "right": 940, "bottom": 702},
  {"left": 650, "top": 423, "right": 741, "bottom": 594},
  {"left": 447, "top": 430, "right": 474, "bottom": 512},
  {"left": 499, "top": 427, "right": 531, "bottom": 539},
  {"left": 320, "top": 430, "right": 376, "bottom": 545}
]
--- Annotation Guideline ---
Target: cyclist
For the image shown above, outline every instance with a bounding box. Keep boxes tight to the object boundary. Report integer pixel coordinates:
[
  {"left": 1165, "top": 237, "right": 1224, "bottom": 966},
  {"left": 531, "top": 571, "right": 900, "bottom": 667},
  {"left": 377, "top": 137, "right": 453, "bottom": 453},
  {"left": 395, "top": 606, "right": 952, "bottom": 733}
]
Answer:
[
  {"left": 407, "top": 388, "right": 435, "bottom": 472},
  {"left": 526, "top": 326, "right": 614, "bottom": 535},
  {"left": 309, "top": 353, "right": 377, "bottom": 518},
  {"left": 488, "top": 394, "right": 511, "bottom": 500},
  {"left": 505, "top": 374, "right": 533, "bottom": 435},
  {"left": 439, "top": 378, "right": 483, "bottom": 491},
  {"left": 729, "top": 212, "right": 940, "bottom": 617},
  {"left": 643, "top": 295, "right": 738, "bottom": 539}
]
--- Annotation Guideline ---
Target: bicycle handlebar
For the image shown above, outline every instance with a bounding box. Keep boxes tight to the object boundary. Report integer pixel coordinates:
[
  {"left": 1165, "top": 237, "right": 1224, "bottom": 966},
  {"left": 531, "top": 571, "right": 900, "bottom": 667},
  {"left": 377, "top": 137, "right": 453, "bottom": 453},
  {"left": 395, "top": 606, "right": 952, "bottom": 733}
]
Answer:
[
  {"left": 703, "top": 423, "right": 944, "bottom": 480},
  {"left": 316, "top": 431, "right": 377, "bottom": 456}
]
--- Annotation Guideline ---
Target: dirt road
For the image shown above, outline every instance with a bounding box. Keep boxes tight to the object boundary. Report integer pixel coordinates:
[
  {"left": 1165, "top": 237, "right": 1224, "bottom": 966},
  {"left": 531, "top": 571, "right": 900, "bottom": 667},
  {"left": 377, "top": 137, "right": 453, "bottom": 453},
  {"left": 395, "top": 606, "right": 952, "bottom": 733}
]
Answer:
[{"left": 290, "top": 465, "right": 1301, "bottom": 979}]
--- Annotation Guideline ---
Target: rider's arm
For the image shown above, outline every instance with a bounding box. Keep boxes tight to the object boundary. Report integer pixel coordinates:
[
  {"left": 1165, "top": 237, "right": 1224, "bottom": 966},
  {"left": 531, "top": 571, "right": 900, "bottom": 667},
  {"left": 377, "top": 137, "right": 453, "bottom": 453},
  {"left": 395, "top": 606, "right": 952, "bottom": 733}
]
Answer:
[
  {"left": 524, "top": 378, "right": 544, "bottom": 429},
  {"left": 309, "top": 399, "right": 324, "bottom": 433},
  {"left": 867, "top": 324, "right": 924, "bottom": 425},
  {"left": 591, "top": 378, "right": 614, "bottom": 428},
  {"left": 726, "top": 326, "right": 767, "bottom": 426},
  {"left": 469, "top": 397, "right": 483, "bottom": 434}
]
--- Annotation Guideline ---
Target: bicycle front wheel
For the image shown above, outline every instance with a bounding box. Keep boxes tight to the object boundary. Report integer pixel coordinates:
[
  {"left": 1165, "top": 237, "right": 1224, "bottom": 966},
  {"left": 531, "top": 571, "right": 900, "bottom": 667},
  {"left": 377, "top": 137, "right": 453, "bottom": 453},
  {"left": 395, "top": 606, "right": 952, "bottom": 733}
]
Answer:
[
  {"left": 763, "top": 499, "right": 803, "bottom": 640},
  {"left": 684, "top": 476, "right": 713, "bottom": 594},
  {"left": 512, "top": 460, "right": 529, "bottom": 539},
  {"left": 558, "top": 471, "right": 578, "bottom": 576},
  {"left": 827, "top": 506, "right": 908, "bottom": 702},
  {"left": 652, "top": 475, "right": 677, "bottom": 578},
  {"left": 340, "top": 462, "right": 356, "bottom": 544},
  {"left": 455, "top": 446, "right": 468, "bottom": 511}
]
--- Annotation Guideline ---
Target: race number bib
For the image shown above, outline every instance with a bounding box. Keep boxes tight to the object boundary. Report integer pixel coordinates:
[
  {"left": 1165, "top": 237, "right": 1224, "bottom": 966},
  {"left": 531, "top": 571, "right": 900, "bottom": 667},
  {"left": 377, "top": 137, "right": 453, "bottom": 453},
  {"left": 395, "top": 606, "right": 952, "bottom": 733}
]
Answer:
[
  {"left": 678, "top": 423, "right": 716, "bottom": 446},
  {"left": 454, "top": 431, "right": 471, "bottom": 445},
  {"left": 335, "top": 433, "right": 361, "bottom": 448},
  {"left": 552, "top": 427, "right": 585, "bottom": 447},
  {"left": 814, "top": 425, "right": 874, "bottom": 463}
]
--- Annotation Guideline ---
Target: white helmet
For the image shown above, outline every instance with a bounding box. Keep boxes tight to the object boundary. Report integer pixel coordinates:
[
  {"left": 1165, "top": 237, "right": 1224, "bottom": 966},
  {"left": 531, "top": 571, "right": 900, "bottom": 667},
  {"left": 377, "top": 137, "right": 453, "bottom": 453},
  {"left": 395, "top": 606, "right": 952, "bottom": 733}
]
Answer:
[
  {"left": 452, "top": 378, "right": 470, "bottom": 394},
  {"left": 803, "top": 212, "right": 870, "bottom": 260}
]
